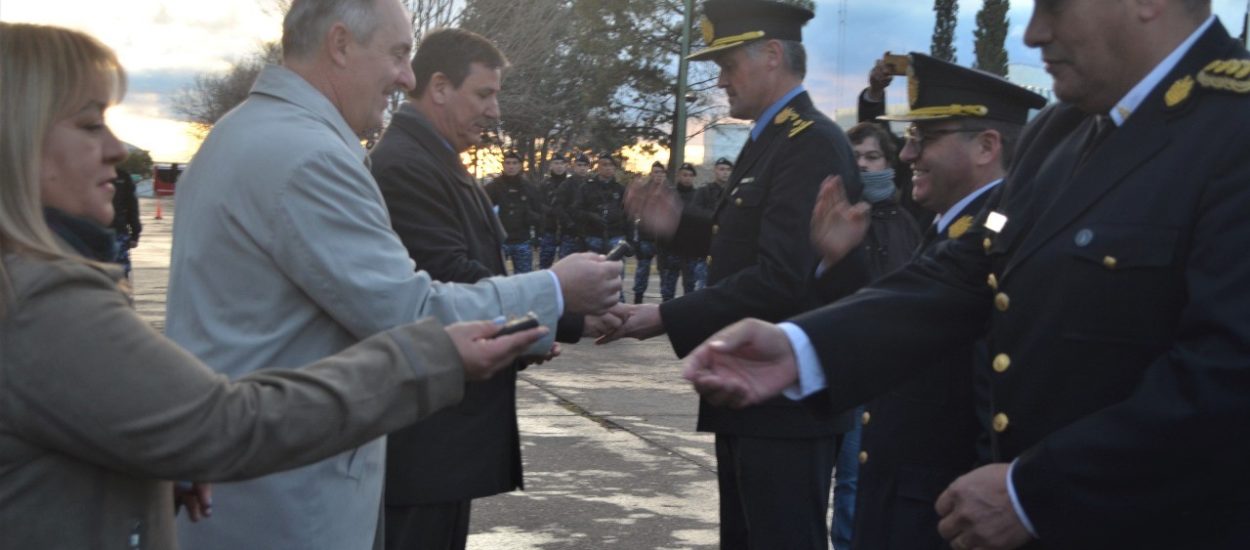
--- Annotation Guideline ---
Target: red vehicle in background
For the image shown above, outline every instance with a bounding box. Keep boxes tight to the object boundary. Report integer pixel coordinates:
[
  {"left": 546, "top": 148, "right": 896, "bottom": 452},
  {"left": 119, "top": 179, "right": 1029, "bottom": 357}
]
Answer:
[{"left": 153, "top": 162, "right": 183, "bottom": 196}]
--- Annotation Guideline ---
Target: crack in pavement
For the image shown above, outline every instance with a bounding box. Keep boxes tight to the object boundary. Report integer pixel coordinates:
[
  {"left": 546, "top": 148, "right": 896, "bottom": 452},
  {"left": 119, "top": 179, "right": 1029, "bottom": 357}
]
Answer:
[{"left": 519, "top": 375, "right": 716, "bottom": 475}]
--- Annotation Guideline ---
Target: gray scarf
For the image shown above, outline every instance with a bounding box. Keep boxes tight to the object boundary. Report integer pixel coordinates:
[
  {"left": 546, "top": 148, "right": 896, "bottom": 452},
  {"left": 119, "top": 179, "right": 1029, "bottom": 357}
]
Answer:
[{"left": 861, "top": 169, "right": 896, "bottom": 204}]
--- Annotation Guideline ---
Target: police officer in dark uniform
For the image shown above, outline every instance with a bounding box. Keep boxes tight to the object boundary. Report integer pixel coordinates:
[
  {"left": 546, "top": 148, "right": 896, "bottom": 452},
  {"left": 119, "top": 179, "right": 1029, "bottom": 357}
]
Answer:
[
  {"left": 605, "top": 2, "right": 869, "bottom": 547},
  {"left": 572, "top": 152, "right": 627, "bottom": 256},
  {"left": 537, "top": 154, "right": 571, "bottom": 269},
  {"left": 658, "top": 162, "right": 703, "bottom": 301},
  {"left": 484, "top": 150, "right": 542, "bottom": 274},
  {"left": 630, "top": 161, "right": 668, "bottom": 303},
  {"left": 835, "top": 53, "right": 1044, "bottom": 550},
  {"left": 573, "top": 152, "right": 628, "bottom": 301},
  {"left": 557, "top": 153, "right": 593, "bottom": 256},
  {"left": 110, "top": 167, "right": 142, "bottom": 278},
  {"left": 687, "top": 2, "right": 1250, "bottom": 548},
  {"left": 683, "top": 157, "right": 733, "bottom": 289}
]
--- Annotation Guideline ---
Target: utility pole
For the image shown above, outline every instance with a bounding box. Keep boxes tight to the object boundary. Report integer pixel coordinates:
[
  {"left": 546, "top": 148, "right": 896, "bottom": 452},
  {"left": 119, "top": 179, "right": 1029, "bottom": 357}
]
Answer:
[
  {"left": 672, "top": 0, "right": 694, "bottom": 173},
  {"left": 1242, "top": 0, "right": 1249, "bottom": 47}
]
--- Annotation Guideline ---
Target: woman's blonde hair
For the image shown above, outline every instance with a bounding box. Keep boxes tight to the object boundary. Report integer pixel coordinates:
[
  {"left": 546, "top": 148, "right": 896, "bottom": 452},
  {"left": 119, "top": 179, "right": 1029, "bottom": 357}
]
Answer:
[{"left": 0, "top": 22, "right": 127, "bottom": 312}]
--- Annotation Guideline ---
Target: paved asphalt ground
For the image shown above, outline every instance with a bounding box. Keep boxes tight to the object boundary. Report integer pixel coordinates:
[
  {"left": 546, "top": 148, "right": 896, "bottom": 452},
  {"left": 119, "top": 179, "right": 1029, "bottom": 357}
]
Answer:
[{"left": 129, "top": 197, "right": 728, "bottom": 549}]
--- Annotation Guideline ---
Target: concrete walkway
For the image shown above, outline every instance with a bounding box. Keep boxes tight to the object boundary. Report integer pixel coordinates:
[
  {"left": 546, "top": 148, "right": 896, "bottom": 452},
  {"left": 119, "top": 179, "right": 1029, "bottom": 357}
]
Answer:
[{"left": 130, "top": 197, "right": 721, "bottom": 549}]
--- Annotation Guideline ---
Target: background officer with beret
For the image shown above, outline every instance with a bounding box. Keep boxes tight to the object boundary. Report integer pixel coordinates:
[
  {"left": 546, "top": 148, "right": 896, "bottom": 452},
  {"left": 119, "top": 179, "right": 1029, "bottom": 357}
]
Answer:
[
  {"left": 485, "top": 150, "right": 543, "bottom": 274},
  {"left": 658, "top": 162, "right": 704, "bottom": 301},
  {"left": 603, "top": 1, "right": 869, "bottom": 547},
  {"left": 537, "top": 153, "right": 571, "bottom": 269},
  {"left": 686, "top": 1, "right": 1250, "bottom": 548},
  {"left": 684, "top": 157, "right": 734, "bottom": 290},
  {"left": 572, "top": 152, "right": 627, "bottom": 258},
  {"left": 558, "top": 153, "right": 594, "bottom": 257}
]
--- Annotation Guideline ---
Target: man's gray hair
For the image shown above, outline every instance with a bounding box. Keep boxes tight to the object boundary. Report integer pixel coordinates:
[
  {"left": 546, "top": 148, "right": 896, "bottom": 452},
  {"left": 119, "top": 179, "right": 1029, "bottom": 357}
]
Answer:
[
  {"left": 745, "top": 39, "right": 807, "bottom": 79},
  {"left": 282, "top": 0, "right": 383, "bottom": 60}
]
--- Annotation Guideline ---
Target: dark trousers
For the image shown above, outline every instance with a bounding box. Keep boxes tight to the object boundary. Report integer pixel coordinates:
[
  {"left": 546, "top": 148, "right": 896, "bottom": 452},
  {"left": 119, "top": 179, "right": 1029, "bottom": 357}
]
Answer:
[
  {"left": 384, "top": 501, "right": 471, "bottom": 550},
  {"left": 715, "top": 433, "right": 837, "bottom": 550}
]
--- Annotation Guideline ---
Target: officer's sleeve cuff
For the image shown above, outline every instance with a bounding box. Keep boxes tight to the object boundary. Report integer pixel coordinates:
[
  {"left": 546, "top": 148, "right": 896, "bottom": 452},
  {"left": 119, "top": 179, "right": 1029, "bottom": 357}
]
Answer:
[
  {"left": 547, "top": 271, "right": 565, "bottom": 316},
  {"left": 779, "top": 322, "right": 827, "bottom": 400},
  {"left": 1007, "top": 459, "right": 1040, "bottom": 539}
]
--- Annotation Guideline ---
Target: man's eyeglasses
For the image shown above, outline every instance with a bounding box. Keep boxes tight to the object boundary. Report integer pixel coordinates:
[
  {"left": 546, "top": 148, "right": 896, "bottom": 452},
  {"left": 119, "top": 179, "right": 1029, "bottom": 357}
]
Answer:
[{"left": 903, "top": 126, "right": 986, "bottom": 153}]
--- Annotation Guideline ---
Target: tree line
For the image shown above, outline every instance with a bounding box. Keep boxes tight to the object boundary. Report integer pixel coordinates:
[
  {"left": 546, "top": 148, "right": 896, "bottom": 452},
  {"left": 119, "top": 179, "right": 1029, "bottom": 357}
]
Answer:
[{"left": 173, "top": 0, "right": 1010, "bottom": 175}]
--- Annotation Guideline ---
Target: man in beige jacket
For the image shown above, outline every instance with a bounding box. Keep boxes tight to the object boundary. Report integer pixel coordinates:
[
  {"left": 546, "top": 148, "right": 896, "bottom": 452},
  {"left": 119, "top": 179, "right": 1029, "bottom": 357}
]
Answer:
[{"left": 166, "top": 0, "right": 621, "bottom": 548}]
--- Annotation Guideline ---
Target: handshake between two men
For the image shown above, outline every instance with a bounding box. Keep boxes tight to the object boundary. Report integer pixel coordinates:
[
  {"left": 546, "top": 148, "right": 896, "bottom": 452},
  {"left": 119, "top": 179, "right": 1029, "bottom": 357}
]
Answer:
[
  {"left": 472, "top": 251, "right": 632, "bottom": 379},
  {"left": 593, "top": 172, "right": 866, "bottom": 349}
]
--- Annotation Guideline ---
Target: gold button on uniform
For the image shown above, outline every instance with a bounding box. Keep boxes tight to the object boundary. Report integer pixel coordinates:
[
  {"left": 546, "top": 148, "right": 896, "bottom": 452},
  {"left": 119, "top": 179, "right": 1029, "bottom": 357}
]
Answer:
[
  {"left": 993, "top": 413, "right": 1010, "bottom": 433},
  {"left": 987, "top": 273, "right": 999, "bottom": 290},
  {"left": 993, "top": 353, "right": 1011, "bottom": 373},
  {"left": 735, "top": 198, "right": 743, "bottom": 207},
  {"left": 1103, "top": 256, "right": 1118, "bottom": 269},
  {"left": 983, "top": 237, "right": 993, "bottom": 252},
  {"left": 712, "top": 224, "right": 719, "bottom": 235},
  {"left": 861, "top": 411, "right": 871, "bottom": 425},
  {"left": 995, "top": 292, "right": 1010, "bottom": 312},
  {"left": 858, "top": 451, "right": 869, "bottom": 464},
  {"left": 706, "top": 256, "right": 713, "bottom": 267}
]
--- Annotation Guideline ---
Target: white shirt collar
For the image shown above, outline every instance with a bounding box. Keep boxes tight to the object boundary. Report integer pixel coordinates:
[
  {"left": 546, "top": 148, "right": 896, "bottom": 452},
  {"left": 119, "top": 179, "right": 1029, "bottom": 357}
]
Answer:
[
  {"left": 1109, "top": 14, "right": 1216, "bottom": 126},
  {"left": 935, "top": 178, "right": 1002, "bottom": 234}
]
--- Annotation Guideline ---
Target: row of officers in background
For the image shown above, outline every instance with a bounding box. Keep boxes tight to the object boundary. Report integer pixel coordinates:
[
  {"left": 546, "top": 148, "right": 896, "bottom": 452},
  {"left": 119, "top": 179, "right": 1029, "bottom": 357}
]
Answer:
[{"left": 483, "top": 151, "right": 735, "bottom": 303}]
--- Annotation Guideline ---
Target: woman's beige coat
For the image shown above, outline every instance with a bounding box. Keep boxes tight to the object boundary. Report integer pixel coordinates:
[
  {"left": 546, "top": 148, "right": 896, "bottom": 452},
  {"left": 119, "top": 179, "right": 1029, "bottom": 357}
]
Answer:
[{"left": 0, "top": 254, "right": 465, "bottom": 549}]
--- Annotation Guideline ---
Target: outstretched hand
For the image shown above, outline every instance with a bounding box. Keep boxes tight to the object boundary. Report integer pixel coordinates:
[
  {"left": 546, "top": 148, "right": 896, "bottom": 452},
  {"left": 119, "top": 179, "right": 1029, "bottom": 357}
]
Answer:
[
  {"left": 811, "top": 174, "right": 870, "bottom": 266},
  {"left": 681, "top": 319, "right": 801, "bottom": 408},
  {"left": 583, "top": 303, "right": 632, "bottom": 338},
  {"left": 594, "top": 303, "right": 665, "bottom": 344}
]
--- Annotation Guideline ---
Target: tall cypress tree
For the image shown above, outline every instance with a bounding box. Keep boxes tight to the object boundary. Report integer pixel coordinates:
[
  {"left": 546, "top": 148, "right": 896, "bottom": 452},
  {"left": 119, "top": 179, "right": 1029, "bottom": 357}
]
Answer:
[
  {"left": 932, "top": 0, "right": 958, "bottom": 62},
  {"left": 973, "top": 0, "right": 1010, "bottom": 76}
]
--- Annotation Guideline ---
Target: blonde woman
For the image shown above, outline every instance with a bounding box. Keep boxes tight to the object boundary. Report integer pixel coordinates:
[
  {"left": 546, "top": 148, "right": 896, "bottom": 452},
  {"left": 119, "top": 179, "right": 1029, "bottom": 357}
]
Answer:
[{"left": 0, "top": 22, "right": 545, "bottom": 549}]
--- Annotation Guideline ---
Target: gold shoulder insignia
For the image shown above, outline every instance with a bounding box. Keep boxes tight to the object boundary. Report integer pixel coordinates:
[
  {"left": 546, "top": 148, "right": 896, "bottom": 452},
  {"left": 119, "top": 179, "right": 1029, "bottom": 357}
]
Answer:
[
  {"left": 1165, "top": 75, "right": 1194, "bottom": 107},
  {"left": 774, "top": 107, "right": 798, "bottom": 125},
  {"left": 789, "top": 119, "right": 813, "bottom": 138},
  {"left": 947, "top": 215, "right": 974, "bottom": 239},
  {"left": 1197, "top": 59, "right": 1250, "bottom": 94}
]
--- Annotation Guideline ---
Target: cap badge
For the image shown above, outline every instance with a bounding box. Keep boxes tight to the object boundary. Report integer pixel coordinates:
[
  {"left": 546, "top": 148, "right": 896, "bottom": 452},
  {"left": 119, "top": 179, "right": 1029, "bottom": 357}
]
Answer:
[{"left": 701, "top": 15, "right": 715, "bottom": 45}]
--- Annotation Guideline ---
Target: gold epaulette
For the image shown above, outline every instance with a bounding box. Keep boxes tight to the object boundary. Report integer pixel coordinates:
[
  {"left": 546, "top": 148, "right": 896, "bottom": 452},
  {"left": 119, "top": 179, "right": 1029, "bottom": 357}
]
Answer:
[
  {"left": 774, "top": 106, "right": 814, "bottom": 138},
  {"left": 1165, "top": 59, "right": 1250, "bottom": 108},
  {"left": 1197, "top": 59, "right": 1250, "bottom": 94}
]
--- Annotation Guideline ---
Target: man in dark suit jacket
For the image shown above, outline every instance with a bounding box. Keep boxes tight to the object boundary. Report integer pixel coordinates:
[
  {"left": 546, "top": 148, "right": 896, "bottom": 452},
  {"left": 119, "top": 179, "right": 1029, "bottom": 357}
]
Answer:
[
  {"left": 370, "top": 29, "right": 622, "bottom": 550},
  {"left": 817, "top": 53, "right": 1044, "bottom": 550},
  {"left": 603, "top": 2, "right": 869, "bottom": 548},
  {"left": 685, "top": 2, "right": 1250, "bottom": 548}
]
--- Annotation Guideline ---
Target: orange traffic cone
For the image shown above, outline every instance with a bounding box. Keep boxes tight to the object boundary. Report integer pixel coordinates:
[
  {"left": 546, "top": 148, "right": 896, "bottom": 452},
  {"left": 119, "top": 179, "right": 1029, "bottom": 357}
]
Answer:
[{"left": 154, "top": 197, "right": 163, "bottom": 220}]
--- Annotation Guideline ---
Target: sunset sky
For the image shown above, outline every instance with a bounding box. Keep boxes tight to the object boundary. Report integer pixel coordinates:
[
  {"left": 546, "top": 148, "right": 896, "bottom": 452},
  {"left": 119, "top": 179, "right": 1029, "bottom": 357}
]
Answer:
[{"left": 5, "top": 1, "right": 1248, "bottom": 163}]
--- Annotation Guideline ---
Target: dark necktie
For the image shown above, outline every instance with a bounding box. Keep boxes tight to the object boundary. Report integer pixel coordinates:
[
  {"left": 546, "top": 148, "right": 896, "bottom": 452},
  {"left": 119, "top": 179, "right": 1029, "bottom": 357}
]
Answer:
[{"left": 920, "top": 221, "right": 940, "bottom": 251}]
